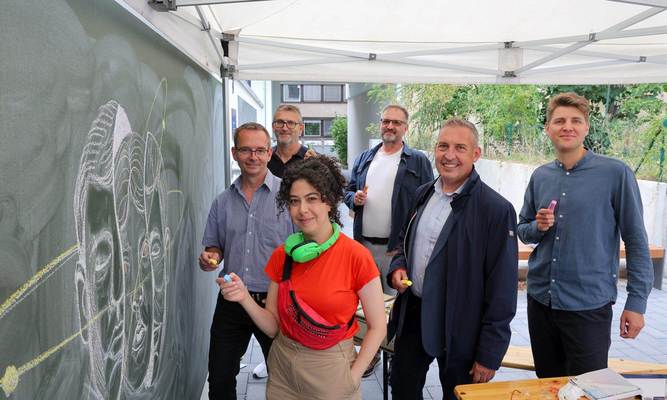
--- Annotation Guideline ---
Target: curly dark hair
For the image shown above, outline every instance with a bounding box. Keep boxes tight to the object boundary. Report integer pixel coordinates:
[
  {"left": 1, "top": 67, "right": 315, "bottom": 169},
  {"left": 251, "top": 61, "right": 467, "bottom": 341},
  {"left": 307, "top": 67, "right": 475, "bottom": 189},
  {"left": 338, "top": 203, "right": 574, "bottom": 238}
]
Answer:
[{"left": 277, "top": 155, "right": 346, "bottom": 226}]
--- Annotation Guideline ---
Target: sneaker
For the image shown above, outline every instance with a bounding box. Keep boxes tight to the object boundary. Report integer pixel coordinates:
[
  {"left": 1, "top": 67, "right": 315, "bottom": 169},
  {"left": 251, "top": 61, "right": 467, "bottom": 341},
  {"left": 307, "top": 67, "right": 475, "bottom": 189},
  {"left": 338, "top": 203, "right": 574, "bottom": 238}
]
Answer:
[
  {"left": 362, "top": 352, "right": 381, "bottom": 378},
  {"left": 252, "top": 361, "right": 268, "bottom": 379}
]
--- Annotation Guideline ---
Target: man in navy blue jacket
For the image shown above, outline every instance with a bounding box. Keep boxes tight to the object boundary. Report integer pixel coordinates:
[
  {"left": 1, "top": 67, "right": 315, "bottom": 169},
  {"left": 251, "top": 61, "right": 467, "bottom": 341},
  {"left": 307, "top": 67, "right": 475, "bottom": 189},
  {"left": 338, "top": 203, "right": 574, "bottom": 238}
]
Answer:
[
  {"left": 345, "top": 104, "right": 433, "bottom": 295},
  {"left": 387, "top": 118, "right": 518, "bottom": 400}
]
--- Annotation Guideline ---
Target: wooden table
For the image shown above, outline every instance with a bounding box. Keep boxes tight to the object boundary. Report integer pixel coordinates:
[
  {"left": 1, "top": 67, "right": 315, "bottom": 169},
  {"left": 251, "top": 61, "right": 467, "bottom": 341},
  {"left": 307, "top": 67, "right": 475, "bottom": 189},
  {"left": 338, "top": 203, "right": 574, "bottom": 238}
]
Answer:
[
  {"left": 455, "top": 377, "right": 571, "bottom": 399},
  {"left": 502, "top": 345, "right": 667, "bottom": 375},
  {"left": 518, "top": 243, "right": 665, "bottom": 290}
]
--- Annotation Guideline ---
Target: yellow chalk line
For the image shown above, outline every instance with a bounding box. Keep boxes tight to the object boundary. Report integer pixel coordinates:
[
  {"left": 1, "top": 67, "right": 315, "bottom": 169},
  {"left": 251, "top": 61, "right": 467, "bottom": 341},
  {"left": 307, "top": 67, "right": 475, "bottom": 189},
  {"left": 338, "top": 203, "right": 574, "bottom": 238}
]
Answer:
[
  {"left": 0, "top": 270, "right": 153, "bottom": 396},
  {"left": 0, "top": 245, "right": 79, "bottom": 321}
]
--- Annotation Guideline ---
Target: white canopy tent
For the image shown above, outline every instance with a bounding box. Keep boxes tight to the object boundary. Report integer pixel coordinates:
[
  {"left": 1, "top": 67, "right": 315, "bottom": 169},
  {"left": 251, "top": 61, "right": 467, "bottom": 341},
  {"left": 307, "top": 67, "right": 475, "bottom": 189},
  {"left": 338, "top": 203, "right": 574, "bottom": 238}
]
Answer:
[{"left": 120, "top": 0, "right": 667, "bottom": 84}]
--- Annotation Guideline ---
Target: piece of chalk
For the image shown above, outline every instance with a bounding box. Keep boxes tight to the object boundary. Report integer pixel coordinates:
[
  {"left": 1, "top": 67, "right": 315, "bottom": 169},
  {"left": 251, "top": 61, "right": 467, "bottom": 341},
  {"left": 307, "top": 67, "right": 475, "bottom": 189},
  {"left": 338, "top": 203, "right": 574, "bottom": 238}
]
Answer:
[
  {"left": 401, "top": 279, "right": 413, "bottom": 286},
  {"left": 548, "top": 200, "right": 557, "bottom": 211},
  {"left": 209, "top": 258, "right": 218, "bottom": 266},
  {"left": 223, "top": 274, "right": 232, "bottom": 283}
]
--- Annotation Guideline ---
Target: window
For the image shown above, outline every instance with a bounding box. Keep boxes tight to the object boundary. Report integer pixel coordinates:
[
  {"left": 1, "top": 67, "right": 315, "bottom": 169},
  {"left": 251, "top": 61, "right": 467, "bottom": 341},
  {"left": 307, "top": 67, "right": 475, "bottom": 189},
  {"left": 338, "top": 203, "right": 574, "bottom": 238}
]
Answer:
[
  {"left": 323, "top": 85, "right": 343, "bottom": 102},
  {"left": 323, "top": 119, "right": 333, "bottom": 137},
  {"left": 304, "top": 120, "right": 322, "bottom": 136},
  {"left": 303, "top": 85, "right": 322, "bottom": 102},
  {"left": 282, "top": 84, "right": 301, "bottom": 102},
  {"left": 281, "top": 84, "right": 345, "bottom": 103}
]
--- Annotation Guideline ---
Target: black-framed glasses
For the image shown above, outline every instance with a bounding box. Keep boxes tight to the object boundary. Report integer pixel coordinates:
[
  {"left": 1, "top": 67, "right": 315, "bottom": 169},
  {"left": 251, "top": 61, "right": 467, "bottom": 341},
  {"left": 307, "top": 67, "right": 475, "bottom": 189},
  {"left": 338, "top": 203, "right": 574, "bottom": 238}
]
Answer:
[
  {"left": 272, "top": 119, "right": 301, "bottom": 129},
  {"left": 235, "top": 147, "right": 269, "bottom": 156},
  {"left": 380, "top": 118, "right": 406, "bottom": 126}
]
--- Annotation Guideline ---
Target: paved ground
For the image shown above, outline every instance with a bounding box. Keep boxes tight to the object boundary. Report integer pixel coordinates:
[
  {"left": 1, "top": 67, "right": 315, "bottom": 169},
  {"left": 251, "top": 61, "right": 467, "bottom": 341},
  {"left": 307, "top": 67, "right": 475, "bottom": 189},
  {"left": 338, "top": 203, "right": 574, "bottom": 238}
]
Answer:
[{"left": 200, "top": 206, "right": 667, "bottom": 399}]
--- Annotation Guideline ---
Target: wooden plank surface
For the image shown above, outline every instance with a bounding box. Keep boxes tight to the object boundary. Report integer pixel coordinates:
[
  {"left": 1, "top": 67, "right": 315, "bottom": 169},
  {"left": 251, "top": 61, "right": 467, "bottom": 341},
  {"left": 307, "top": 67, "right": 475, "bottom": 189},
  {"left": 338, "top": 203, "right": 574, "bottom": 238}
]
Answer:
[
  {"left": 502, "top": 345, "right": 667, "bottom": 375},
  {"left": 455, "top": 377, "right": 570, "bottom": 400},
  {"left": 518, "top": 243, "right": 664, "bottom": 261}
]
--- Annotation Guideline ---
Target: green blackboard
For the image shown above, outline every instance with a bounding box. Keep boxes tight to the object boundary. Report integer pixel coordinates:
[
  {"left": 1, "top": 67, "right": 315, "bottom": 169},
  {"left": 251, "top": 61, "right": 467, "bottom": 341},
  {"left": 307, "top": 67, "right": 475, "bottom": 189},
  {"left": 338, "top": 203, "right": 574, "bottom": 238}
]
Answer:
[{"left": 0, "top": 0, "right": 223, "bottom": 398}]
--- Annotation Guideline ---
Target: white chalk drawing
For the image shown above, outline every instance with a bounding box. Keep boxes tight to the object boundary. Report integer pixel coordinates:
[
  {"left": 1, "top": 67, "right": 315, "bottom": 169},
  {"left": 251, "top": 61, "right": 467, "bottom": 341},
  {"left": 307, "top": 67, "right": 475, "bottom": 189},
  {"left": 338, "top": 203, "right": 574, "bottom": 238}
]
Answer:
[
  {"left": 74, "top": 97, "right": 170, "bottom": 399},
  {"left": 0, "top": 80, "right": 174, "bottom": 398}
]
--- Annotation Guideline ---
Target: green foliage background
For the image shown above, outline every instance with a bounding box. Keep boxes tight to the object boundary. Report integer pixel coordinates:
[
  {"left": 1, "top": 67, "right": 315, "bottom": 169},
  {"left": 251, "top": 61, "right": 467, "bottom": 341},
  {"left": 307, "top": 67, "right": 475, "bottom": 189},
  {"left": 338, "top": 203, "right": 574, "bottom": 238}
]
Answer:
[
  {"left": 367, "top": 83, "right": 667, "bottom": 181},
  {"left": 330, "top": 116, "right": 348, "bottom": 165}
]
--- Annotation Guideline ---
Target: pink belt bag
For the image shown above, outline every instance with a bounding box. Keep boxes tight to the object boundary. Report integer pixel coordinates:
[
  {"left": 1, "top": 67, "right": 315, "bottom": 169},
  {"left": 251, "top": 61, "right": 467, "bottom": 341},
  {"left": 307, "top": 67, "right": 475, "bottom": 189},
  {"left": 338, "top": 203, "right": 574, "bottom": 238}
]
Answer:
[{"left": 277, "top": 256, "right": 354, "bottom": 350}]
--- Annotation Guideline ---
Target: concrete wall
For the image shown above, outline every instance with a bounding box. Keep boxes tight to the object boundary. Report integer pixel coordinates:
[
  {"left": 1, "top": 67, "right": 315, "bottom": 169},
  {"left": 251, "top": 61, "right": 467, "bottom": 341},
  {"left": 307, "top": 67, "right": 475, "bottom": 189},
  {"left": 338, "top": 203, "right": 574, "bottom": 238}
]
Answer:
[{"left": 476, "top": 159, "right": 667, "bottom": 267}]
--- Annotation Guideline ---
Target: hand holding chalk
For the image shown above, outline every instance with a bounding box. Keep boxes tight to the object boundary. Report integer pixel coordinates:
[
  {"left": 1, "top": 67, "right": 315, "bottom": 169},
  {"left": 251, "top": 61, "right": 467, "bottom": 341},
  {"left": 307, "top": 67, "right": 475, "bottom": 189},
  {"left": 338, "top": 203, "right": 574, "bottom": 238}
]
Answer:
[
  {"left": 223, "top": 274, "right": 232, "bottom": 283},
  {"left": 536, "top": 200, "right": 557, "bottom": 232},
  {"left": 548, "top": 200, "right": 557, "bottom": 212},
  {"left": 401, "top": 279, "right": 413, "bottom": 287},
  {"left": 209, "top": 258, "right": 218, "bottom": 266}
]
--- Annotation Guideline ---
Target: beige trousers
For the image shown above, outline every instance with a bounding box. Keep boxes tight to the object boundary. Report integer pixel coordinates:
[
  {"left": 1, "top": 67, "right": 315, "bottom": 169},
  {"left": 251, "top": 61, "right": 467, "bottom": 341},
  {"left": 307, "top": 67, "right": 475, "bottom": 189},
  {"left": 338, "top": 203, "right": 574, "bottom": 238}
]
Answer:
[{"left": 266, "top": 333, "right": 361, "bottom": 400}]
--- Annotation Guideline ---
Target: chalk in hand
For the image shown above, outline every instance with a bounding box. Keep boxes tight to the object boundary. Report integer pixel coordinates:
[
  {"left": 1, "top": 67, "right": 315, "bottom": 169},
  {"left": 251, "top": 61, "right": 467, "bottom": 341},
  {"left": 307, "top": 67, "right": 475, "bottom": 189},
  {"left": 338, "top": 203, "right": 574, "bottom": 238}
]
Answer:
[
  {"left": 401, "top": 279, "right": 413, "bottom": 286},
  {"left": 223, "top": 274, "right": 232, "bottom": 283},
  {"left": 363, "top": 185, "right": 368, "bottom": 194},
  {"left": 548, "top": 200, "right": 557, "bottom": 211},
  {"left": 209, "top": 258, "right": 218, "bottom": 266}
]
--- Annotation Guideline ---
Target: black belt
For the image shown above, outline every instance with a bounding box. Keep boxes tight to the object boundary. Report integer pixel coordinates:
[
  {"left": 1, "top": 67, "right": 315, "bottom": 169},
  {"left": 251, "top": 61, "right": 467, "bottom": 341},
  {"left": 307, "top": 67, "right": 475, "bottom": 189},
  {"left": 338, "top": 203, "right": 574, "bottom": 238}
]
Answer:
[
  {"left": 362, "top": 236, "right": 389, "bottom": 245},
  {"left": 248, "top": 291, "right": 267, "bottom": 304}
]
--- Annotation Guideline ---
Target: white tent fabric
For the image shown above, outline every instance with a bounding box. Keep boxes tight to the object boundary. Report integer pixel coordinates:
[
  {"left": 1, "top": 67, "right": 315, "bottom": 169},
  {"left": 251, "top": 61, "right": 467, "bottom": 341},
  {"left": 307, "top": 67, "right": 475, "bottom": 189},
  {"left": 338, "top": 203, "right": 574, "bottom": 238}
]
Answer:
[{"left": 123, "top": 0, "right": 667, "bottom": 84}]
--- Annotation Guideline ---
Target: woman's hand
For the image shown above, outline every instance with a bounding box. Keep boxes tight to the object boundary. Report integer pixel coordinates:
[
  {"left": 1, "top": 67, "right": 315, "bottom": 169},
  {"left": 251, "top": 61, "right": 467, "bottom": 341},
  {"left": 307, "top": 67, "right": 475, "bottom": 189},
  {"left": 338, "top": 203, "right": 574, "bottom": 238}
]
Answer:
[{"left": 216, "top": 273, "right": 250, "bottom": 304}]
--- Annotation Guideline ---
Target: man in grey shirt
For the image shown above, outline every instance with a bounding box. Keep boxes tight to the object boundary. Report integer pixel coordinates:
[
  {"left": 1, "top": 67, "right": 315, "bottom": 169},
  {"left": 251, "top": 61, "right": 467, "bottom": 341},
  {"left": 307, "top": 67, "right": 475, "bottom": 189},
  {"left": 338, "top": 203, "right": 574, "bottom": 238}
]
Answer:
[
  {"left": 198, "top": 122, "right": 292, "bottom": 399},
  {"left": 518, "top": 92, "right": 653, "bottom": 378}
]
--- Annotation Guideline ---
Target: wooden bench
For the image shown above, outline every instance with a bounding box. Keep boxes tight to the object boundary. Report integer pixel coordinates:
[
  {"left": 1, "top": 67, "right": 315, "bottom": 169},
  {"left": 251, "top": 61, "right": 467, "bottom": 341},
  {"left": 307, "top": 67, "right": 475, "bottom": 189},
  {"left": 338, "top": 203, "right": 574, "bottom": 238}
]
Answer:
[
  {"left": 518, "top": 243, "right": 665, "bottom": 290},
  {"left": 502, "top": 345, "right": 667, "bottom": 375}
]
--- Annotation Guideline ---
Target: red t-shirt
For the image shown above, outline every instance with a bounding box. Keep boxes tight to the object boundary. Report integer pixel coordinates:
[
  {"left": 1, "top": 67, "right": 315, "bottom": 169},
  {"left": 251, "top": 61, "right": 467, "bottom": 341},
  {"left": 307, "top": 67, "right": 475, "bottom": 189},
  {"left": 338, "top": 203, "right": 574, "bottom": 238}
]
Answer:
[{"left": 265, "top": 233, "right": 379, "bottom": 339}]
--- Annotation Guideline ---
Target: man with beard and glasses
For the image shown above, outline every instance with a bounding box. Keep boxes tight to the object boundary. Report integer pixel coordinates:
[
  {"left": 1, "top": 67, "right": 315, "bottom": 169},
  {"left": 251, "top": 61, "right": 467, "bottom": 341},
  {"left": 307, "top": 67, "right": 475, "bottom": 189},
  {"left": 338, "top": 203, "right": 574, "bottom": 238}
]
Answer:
[
  {"left": 344, "top": 104, "right": 433, "bottom": 376},
  {"left": 268, "top": 104, "right": 317, "bottom": 179}
]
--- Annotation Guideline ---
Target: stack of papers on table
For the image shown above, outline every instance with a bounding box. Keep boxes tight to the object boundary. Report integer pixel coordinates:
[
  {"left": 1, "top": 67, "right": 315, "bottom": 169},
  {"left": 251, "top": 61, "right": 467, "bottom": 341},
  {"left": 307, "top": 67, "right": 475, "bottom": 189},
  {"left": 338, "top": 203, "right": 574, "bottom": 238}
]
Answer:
[{"left": 570, "top": 368, "right": 642, "bottom": 400}]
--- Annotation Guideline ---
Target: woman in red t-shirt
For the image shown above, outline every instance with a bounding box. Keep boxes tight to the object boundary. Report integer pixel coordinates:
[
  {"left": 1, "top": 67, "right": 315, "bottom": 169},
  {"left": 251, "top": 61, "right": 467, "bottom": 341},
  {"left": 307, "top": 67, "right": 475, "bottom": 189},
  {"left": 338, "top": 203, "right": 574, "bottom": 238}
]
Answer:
[{"left": 220, "top": 155, "right": 386, "bottom": 399}]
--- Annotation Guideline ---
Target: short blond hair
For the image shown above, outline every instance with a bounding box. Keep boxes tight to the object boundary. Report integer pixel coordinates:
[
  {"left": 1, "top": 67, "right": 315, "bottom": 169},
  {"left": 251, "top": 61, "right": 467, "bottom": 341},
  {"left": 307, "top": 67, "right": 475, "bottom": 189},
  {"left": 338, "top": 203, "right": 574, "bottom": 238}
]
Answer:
[{"left": 546, "top": 92, "right": 590, "bottom": 124}]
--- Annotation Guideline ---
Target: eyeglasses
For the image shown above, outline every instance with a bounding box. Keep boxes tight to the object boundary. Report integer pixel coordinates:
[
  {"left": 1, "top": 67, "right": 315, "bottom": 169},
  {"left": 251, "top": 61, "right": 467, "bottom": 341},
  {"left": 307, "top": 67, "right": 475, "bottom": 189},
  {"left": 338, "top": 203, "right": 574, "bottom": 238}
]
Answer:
[
  {"left": 235, "top": 147, "right": 269, "bottom": 156},
  {"left": 380, "top": 118, "right": 406, "bottom": 127},
  {"left": 272, "top": 119, "right": 301, "bottom": 129}
]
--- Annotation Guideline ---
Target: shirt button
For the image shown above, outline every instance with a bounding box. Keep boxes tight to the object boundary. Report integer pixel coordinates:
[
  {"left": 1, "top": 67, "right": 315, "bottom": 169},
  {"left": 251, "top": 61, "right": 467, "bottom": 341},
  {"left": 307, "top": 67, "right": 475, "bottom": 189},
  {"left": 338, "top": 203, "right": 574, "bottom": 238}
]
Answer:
[
  {"left": 556, "top": 236, "right": 560, "bottom": 240},
  {"left": 612, "top": 274, "right": 617, "bottom": 278},
  {"left": 559, "top": 214, "right": 563, "bottom": 218},
  {"left": 246, "top": 268, "right": 249, "bottom": 271},
  {"left": 562, "top": 192, "right": 566, "bottom": 196},
  {"left": 246, "top": 249, "right": 250, "bottom": 253},
  {"left": 552, "top": 258, "right": 556, "bottom": 262},
  {"left": 248, "top": 232, "right": 252, "bottom": 235},
  {"left": 566, "top": 172, "right": 570, "bottom": 175},
  {"left": 551, "top": 279, "right": 556, "bottom": 283}
]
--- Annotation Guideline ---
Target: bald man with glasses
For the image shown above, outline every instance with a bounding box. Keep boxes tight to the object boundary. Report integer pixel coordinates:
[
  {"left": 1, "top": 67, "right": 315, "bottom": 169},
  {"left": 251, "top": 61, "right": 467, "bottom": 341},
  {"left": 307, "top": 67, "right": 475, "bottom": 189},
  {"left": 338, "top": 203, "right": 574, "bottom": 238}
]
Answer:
[{"left": 268, "top": 104, "right": 317, "bottom": 178}]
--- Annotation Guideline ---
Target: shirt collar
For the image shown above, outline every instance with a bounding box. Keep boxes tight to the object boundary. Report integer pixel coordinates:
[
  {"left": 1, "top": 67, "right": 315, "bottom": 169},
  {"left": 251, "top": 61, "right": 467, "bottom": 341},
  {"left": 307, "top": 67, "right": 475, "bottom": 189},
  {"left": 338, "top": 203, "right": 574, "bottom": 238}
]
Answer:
[
  {"left": 434, "top": 177, "right": 468, "bottom": 198},
  {"left": 232, "top": 169, "right": 278, "bottom": 193},
  {"left": 554, "top": 149, "right": 595, "bottom": 171}
]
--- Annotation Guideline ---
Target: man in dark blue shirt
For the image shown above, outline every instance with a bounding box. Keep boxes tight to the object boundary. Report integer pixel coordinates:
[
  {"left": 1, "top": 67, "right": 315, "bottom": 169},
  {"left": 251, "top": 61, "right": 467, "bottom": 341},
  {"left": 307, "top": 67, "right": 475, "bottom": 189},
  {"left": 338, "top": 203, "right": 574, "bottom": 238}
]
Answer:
[{"left": 518, "top": 92, "right": 653, "bottom": 378}]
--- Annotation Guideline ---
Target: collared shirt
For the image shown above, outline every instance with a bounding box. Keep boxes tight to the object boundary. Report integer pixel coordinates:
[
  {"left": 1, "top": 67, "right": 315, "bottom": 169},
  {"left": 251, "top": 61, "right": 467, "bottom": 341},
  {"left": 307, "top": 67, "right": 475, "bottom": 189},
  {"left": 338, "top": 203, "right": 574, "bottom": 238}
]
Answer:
[
  {"left": 518, "top": 151, "right": 652, "bottom": 313},
  {"left": 202, "top": 170, "right": 293, "bottom": 292},
  {"left": 410, "top": 177, "right": 465, "bottom": 297},
  {"left": 268, "top": 144, "right": 308, "bottom": 178}
]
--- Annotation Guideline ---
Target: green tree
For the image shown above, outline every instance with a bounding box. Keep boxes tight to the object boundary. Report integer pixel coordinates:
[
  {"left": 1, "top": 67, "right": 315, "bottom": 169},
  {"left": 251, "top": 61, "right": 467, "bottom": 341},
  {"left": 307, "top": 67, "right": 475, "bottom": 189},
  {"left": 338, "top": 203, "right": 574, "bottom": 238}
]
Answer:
[{"left": 330, "top": 116, "right": 348, "bottom": 165}]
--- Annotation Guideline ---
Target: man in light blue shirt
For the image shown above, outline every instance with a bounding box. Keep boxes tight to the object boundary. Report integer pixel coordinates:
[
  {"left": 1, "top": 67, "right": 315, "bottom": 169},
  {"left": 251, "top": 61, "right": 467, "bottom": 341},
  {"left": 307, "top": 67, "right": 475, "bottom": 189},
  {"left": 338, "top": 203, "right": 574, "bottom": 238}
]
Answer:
[
  {"left": 518, "top": 92, "right": 653, "bottom": 378},
  {"left": 198, "top": 122, "right": 292, "bottom": 399}
]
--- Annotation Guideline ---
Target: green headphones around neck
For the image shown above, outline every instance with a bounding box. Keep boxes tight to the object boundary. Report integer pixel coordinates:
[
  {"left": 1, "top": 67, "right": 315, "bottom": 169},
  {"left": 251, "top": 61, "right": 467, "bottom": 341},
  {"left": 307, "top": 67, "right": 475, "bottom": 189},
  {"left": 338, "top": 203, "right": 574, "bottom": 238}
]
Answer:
[{"left": 284, "top": 222, "right": 340, "bottom": 263}]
